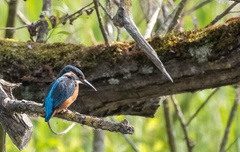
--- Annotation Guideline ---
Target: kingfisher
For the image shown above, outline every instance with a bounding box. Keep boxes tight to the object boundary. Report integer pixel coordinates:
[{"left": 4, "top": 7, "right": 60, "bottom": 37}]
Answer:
[{"left": 44, "top": 65, "right": 97, "bottom": 122}]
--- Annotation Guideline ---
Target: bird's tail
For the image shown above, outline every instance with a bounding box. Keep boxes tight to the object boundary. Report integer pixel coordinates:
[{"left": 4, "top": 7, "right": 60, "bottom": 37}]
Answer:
[
  {"left": 45, "top": 112, "right": 54, "bottom": 122},
  {"left": 44, "top": 101, "right": 54, "bottom": 122}
]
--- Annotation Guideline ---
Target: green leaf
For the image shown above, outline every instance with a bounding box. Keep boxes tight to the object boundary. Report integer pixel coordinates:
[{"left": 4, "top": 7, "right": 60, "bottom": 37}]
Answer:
[
  {"left": 44, "top": 15, "right": 53, "bottom": 29},
  {"left": 56, "top": 31, "right": 71, "bottom": 36}
]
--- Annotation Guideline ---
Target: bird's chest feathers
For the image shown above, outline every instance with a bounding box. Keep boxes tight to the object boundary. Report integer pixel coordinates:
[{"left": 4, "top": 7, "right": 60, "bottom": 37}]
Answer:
[{"left": 58, "top": 85, "right": 79, "bottom": 110}]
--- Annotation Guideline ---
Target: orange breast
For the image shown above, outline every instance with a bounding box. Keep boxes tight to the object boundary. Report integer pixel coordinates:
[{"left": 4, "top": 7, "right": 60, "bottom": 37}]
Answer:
[{"left": 55, "top": 85, "right": 79, "bottom": 113}]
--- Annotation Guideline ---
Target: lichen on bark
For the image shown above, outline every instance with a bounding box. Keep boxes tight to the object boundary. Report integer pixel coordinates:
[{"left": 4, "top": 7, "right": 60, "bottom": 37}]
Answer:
[{"left": 0, "top": 18, "right": 240, "bottom": 117}]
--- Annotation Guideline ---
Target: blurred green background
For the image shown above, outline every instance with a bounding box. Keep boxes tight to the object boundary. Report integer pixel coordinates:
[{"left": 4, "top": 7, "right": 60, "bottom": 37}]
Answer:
[{"left": 1, "top": 0, "right": 240, "bottom": 151}]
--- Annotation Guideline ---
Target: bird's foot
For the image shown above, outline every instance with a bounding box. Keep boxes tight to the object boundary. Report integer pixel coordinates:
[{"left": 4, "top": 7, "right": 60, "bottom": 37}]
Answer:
[{"left": 60, "top": 109, "right": 71, "bottom": 114}]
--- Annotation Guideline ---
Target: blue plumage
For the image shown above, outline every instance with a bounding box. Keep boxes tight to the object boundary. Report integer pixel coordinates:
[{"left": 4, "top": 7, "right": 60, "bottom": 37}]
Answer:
[
  {"left": 43, "top": 65, "right": 97, "bottom": 122},
  {"left": 44, "top": 75, "right": 76, "bottom": 122},
  {"left": 58, "top": 65, "right": 84, "bottom": 78}
]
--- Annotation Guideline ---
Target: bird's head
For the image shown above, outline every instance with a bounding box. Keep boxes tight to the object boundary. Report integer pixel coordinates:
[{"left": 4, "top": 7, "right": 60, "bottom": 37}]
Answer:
[{"left": 59, "top": 65, "right": 97, "bottom": 91}]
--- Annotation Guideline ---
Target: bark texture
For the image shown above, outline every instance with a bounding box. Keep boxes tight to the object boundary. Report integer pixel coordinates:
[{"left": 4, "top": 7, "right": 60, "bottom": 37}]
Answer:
[
  {"left": 0, "top": 80, "right": 32, "bottom": 150},
  {"left": 0, "top": 19, "right": 240, "bottom": 117}
]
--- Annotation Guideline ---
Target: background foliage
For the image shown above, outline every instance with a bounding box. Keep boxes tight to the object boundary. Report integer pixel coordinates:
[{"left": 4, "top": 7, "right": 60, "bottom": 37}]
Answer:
[{"left": 1, "top": 0, "right": 240, "bottom": 151}]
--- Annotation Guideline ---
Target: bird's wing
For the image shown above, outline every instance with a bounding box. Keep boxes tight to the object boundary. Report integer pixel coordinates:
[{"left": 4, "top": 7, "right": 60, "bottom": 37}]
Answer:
[
  {"left": 52, "top": 78, "right": 76, "bottom": 109},
  {"left": 44, "top": 75, "right": 76, "bottom": 121},
  {"left": 49, "top": 75, "right": 76, "bottom": 108}
]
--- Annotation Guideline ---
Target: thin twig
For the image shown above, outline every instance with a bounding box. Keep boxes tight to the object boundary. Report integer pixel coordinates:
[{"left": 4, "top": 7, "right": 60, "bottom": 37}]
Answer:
[
  {"left": 1, "top": 3, "right": 95, "bottom": 41},
  {"left": 171, "top": 96, "right": 194, "bottom": 152},
  {"left": 155, "top": 0, "right": 188, "bottom": 35},
  {"left": 3, "top": 99, "right": 134, "bottom": 134},
  {"left": 229, "top": 11, "right": 240, "bottom": 13},
  {"left": 59, "top": 3, "right": 94, "bottom": 25},
  {"left": 99, "top": 2, "right": 112, "bottom": 20},
  {"left": 225, "top": 134, "right": 240, "bottom": 151},
  {"left": 93, "top": 0, "right": 109, "bottom": 44},
  {"left": 110, "top": 117, "right": 139, "bottom": 152},
  {"left": 182, "top": 0, "right": 213, "bottom": 16},
  {"left": 205, "top": 2, "right": 239, "bottom": 28},
  {"left": 93, "top": 130, "right": 105, "bottom": 152},
  {"left": 144, "top": 7, "right": 160, "bottom": 39},
  {"left": 163, "top": 99, "right": 177, "bottom": 152},
  {"left": 5, "top": 0, "right": 18, "bottom": 38},
  {"left": 116, "top": 27, "right": 122, "bottom": 41},
  {"left": 186, "top": 88, "right": 219, "bottom": 126},
  {"left": 192, "top": 15, "right": 198, "bottom": 30},
  {"left": 230, "top": 0, "right": 240, "bottom": 2},
  {"left": 17, "top": 10, "right": 31, "bottom": 25},
  {"left": 0, "top": 26, "right": 28, "bottom": 30},
  {"left": 219, "top": 88, "right": 240, "bottom": 152},
  {"left": 166, "top": 0, "right": 188, "bottom": 33}
]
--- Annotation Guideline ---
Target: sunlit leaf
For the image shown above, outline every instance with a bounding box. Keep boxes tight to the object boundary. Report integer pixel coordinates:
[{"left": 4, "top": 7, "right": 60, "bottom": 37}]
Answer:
[{"left": 44, "top": 15, "right": 53, "bottom": 29}]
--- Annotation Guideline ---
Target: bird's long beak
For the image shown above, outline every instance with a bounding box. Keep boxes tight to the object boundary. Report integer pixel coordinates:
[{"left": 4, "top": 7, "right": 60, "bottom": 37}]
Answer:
[{"left": 80, "top": 79, "right": 97, "bottom": 91}]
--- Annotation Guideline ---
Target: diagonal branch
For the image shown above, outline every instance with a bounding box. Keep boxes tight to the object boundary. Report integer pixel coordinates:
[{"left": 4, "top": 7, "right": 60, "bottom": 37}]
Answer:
[
  {"left": 205, "top": 2, "right": 239, "bottom": 27},
  {"left": 219, "top": 87, "right": 240, "bottom": 152},
  {"left": 225, "top": 134, "right": 240, "bottom": 151},
  {"left": 112, "top": 0, "right": 173, "bottom": 82},
  {"left": 156, "top": 0, "right": 188, "bottom": 35},
  {"left": 3, "top": 98, "right": 134, "bottom": 135},
  {"left": 182, "top": 0, "right": 213, "bottom": 16},
  {"left": 93, "top": 0, "right": 109, "bottom": 44},
  {"left": 144, "top": 7, "right": 160, "bottom": 39},
  {"left": 171, "top": 96, "right": 194, "bottom": 152},
  {"left": 17, "top": 10, "right": 31, "bottom": 25},
  {"left": 1, "top": 19, "right": 240, "bottom": 118},
  {"left": 186, "top": 88, "right": 219, "bottom": 126},
  {"left": 166, "top": 0, "right": 188, "bottom": 33},
  {"left": 163, "top": 99, "right": 177, "bottom": 152},
  {"left": 110, "top": 117, "right": 139, "bottom": 152}
]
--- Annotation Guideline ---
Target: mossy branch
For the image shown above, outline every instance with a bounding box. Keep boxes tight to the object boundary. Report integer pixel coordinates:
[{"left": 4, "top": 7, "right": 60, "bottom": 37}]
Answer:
[
  {"left": 1, "top": 18, "right": 240, "bottom": 119},
  {"left": 3, "top": 98, "right": 134, "bottom": 135},
  {"left": 0, "top": 79, "right": 133, "bottom": 150}
]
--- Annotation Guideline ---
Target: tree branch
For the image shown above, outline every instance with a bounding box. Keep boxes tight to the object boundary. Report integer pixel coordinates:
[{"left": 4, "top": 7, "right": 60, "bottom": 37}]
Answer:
[
  {"left": 144, "top": 7, "right": 160, "bottom": 39},
  {"left": 2, "top": 98, "right": 134, "bottom": 135},
  {"left": 219, "top": 87, "right": 240, "bottom": 152},
  {"left": 0, "top": 80, "right": 32, "bottom": 151},
  {"left": 182, "top": 0, "right": 213, "bottom": 16},
  {"left": 0, "top": 78, "right": 134, "bottom": 150},
  {"left": 1, "top": 19, "right": 240, "bottom": 118},
  {"left": 93, "top": 130, "right": 105, "bottom": 152},
  {"left": 171, "top": 96, "right": 194, "bottom": 152},
  {"left": 205, "top": 2, "right": 239, "bottom": 27},
  {"left": 156, "top": 0, "right": 188, "bottom": 35},
  {"left": 93, "top": 0, "right": 109, "bottom": 44},
  {"left": 166, "top": 0, "right": 188, "bottom": 33},
  {"left": 17, "top": 10, "right": 31, "bottom": 25},
  {"left": 5, "top": 0, "right": 18, "bottom": 38},
  {"left": 163, "top": 99, "right": 177, "bottom": 152},
  {"left": 112, "top": 0, "right": 173, "bottom": 82},
  {"left": 186, "top": 88, "right": 219, "bottom": 126},
  {"left": 36, "top": 0, "right": 52, "bottom": 42},
  {"left": 110, "top": 117, "right": 139, "bottom": 152}
]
